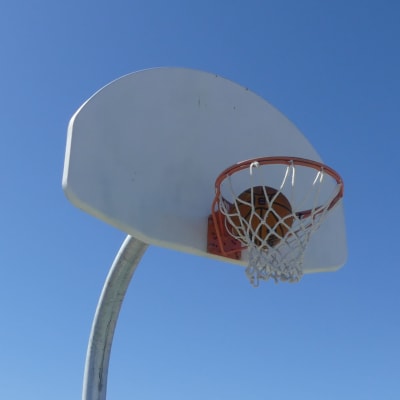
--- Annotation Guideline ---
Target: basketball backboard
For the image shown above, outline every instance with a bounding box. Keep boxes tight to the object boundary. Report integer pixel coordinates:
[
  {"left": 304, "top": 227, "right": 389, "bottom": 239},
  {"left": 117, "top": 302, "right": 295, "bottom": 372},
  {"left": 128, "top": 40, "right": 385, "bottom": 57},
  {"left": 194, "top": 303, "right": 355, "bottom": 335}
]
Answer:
[{"left": 63, "top": 67, "right": 346, "bottom": 274}]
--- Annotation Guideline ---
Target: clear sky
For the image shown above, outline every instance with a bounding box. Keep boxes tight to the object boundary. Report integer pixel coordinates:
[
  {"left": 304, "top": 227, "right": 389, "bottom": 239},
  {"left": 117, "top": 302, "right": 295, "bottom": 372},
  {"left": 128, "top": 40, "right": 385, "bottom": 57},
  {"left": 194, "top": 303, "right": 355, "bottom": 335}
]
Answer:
[{"left": 1, "top": 1, "right": 399, "bottom": 399}]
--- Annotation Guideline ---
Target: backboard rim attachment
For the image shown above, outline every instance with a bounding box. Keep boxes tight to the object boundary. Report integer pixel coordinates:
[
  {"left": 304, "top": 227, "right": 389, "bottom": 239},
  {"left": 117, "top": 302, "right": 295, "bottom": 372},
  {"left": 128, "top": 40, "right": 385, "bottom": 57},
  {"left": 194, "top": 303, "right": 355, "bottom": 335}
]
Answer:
[{"left": 207, "top": 156, "right": 344, "bottom": 285}]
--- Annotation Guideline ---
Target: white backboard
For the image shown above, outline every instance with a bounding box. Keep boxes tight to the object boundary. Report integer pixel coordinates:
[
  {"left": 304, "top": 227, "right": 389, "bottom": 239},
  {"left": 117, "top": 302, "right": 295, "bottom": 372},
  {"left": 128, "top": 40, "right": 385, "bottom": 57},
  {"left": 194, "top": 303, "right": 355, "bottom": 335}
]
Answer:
[{"left": 63, "top": 67, "right": 346, "bottom": 273}]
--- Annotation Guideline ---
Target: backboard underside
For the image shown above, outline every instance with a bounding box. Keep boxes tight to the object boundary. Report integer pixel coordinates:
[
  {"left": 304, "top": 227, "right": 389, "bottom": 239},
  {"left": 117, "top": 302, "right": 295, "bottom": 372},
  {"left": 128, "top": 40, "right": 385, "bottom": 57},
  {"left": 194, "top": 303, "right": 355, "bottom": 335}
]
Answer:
[{"left": 63, "top": 67, "right": 346, "bottom": 273}]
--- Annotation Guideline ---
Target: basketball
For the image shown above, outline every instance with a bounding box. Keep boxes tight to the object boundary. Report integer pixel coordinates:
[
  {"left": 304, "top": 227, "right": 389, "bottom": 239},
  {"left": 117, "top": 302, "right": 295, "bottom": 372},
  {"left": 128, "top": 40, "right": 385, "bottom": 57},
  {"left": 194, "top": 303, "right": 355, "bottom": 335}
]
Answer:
[{"left": 227, "top": 186, "right": 294, "bottom": 248}]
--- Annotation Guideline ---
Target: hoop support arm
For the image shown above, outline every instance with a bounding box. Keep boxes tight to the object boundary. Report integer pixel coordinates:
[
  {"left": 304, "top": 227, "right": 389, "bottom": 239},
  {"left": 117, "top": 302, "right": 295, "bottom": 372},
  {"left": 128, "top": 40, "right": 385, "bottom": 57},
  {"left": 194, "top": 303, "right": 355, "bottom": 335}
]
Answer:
[{"left": 82, "top": 236, "right": 148, "bottom": 400}]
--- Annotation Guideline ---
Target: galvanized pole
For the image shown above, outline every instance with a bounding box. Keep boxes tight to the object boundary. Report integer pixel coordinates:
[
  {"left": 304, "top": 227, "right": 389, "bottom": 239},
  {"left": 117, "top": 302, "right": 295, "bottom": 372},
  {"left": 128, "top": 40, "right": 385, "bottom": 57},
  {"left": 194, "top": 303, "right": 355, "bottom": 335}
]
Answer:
[{"left": 82, "top": 236, "right": 148, "bottom": 400}]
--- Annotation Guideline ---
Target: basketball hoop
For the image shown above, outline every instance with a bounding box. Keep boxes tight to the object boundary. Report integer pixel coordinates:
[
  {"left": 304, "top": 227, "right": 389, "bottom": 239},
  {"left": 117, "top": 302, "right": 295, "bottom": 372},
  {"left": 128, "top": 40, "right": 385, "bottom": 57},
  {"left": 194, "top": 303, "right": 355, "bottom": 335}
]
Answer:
[{"left": 208, "top": 157, "right": 344, "bottom": 286}]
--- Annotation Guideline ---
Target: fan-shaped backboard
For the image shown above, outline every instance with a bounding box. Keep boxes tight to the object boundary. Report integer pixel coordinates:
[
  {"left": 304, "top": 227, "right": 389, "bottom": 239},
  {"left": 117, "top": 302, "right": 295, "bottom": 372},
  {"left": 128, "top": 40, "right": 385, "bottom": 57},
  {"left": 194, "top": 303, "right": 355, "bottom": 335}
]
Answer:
[{"left": 63, "top": 67, "right": 346, "bottom": 273}]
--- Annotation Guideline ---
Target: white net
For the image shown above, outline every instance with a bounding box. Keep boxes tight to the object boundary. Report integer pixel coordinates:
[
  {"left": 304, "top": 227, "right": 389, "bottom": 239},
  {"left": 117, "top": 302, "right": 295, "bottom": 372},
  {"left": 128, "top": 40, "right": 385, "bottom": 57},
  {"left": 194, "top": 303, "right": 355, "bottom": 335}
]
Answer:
[{"left": 217, "top": 159, "right": 342, "bottom": 286}]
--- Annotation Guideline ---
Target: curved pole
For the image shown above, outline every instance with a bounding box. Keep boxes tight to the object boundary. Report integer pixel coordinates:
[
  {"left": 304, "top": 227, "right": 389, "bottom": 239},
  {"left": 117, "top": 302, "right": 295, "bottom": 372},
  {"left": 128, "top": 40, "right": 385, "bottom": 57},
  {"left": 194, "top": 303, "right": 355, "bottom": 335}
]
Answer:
[{"left": 82, "top": 236, "right": 148, "bottom": 400}]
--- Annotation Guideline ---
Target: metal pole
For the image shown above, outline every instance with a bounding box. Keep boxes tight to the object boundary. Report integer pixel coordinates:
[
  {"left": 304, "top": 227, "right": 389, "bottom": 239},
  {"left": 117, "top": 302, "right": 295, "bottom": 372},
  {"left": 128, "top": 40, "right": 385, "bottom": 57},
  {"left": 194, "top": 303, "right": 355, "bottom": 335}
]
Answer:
[{"left": 82, "top": 236, "right": 148, "bottom": 400}]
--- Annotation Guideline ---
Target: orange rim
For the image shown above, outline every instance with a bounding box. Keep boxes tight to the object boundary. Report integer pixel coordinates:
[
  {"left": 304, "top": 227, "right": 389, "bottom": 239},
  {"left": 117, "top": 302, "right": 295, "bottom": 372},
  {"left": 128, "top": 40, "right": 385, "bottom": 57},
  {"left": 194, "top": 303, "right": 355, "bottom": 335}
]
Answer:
[{"left": 210, "top": 157, "right": 344, "bottom": 257}]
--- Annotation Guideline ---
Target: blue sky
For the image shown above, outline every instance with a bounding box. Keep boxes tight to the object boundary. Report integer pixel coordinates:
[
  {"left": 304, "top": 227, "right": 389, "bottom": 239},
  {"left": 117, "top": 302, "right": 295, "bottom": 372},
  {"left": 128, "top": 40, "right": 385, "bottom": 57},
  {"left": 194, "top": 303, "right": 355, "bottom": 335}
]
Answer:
[{"left": 1, "top": 1, "right": 399, "bottom": 399}]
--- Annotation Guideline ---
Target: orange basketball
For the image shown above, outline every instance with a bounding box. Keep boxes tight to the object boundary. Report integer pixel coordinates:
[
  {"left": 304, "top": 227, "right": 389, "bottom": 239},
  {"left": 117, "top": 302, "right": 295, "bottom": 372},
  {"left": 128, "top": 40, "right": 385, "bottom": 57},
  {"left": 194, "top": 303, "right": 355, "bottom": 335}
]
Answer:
[{"left": 227, "top": 186, "right": 294, "bottom": 248}]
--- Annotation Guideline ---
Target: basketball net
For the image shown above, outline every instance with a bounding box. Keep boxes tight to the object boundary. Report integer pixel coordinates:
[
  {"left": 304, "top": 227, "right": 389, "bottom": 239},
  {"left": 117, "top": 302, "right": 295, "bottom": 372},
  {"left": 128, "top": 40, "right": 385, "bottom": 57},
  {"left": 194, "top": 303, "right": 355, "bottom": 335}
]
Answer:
[{"left": 213, "top": 157, "right": 344, "bottom": 286}]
